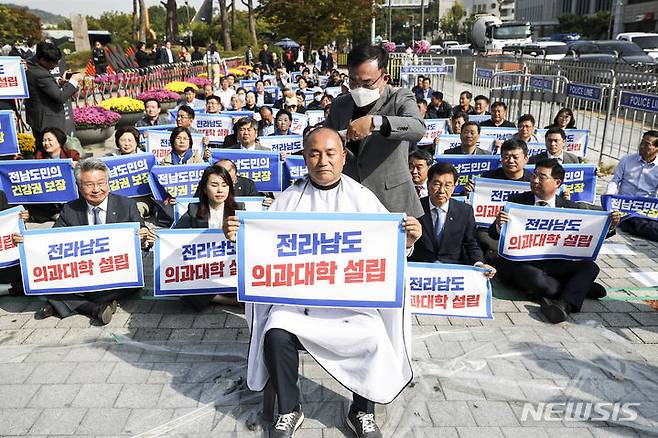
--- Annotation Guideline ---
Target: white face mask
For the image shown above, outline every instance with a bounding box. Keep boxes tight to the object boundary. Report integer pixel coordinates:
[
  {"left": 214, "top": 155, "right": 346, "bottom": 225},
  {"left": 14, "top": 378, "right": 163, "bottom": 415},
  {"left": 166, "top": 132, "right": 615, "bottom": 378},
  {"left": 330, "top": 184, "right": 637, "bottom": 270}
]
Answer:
[
  {"left": 314, "top": 95, "right": 322, "bottom": 102},
  {"left": 351, "top": 87, "right": 380, "bottom": 107}
]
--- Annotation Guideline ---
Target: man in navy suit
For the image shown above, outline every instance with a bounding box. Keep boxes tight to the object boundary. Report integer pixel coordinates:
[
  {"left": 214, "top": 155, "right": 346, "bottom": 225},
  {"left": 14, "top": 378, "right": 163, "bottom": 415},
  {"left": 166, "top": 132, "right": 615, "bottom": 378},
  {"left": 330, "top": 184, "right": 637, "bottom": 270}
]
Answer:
[
  {"left": 409, "top": 162, "right": 497, "bottom": 279},
  {"left": 489, "top": 159, "right": 620, "bottom": 323},
  {"left": 35, "top": 159, "right": 155, "bottom": 324}
]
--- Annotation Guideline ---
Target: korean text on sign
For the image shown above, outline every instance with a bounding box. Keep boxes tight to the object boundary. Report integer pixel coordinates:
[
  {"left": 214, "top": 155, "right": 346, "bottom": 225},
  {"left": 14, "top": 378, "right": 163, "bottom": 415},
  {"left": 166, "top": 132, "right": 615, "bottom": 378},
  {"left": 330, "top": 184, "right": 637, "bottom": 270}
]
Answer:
[
  {"left": 237, "top": 211, "right": 406, "bottom": 308},
  {"left": 0, "top": 110, "right": 20, "bottom": 156},
  {"left": 193, "top": 114, "right": 234, "bottom": 143},
  {"left": 469, "top": 177, "right": 530, "bottom": 226},
  {"left": 0, "top": 57, "right": 29, "bottom": 99},
  {"left": 601, "top": 194, "right": 658, "bottom": 222},
  {"left": 407, "top": 262, "right": 492, "bottom": 319},
  {"left": 0, "top": 206, "right": 25, "bottom": 268},
  {"left": 499, "top": 203, "right": 611, "bottom": 261},
  {"left": 212, "top": 149, "right": 282, "bottom": 192},
  {"left": 148, "top": 164, "right": 206, "bottom": 201},
  {"left": 154, "top": 229, "right": 237, "bottom": 296},
  {"left": 434, "top": 155, "right": 501, "bottom": 195},
  {"left": 19, "top": 223, "right": 144, "bottom": 295},
  {"left": 145, "top": 130, "right": 205, "bottom": 164},
  {"left": 0, "top": 159, "right": 77, "bottom": 204},
  {"left": 101, "top": 153, "right": 155, "bottom": 198}
]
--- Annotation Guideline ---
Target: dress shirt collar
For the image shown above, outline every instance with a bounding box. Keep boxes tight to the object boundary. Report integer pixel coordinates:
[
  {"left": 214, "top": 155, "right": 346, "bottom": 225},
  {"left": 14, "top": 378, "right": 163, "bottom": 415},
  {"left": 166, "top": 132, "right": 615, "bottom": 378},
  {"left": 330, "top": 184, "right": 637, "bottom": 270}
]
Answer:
[
  {"left": 86, "top": 196, "right": 109, "bottom": 214},
  {"left": 534, "top": 195, "right": 556, "bottom": 208}
]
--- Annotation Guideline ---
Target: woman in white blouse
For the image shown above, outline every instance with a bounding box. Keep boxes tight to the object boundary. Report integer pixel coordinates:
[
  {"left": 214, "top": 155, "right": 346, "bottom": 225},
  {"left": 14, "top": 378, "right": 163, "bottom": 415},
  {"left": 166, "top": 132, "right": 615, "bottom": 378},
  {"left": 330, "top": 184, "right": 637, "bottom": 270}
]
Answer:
[{"left": 175, "top": 166, "right": 244, "bottom": 309}]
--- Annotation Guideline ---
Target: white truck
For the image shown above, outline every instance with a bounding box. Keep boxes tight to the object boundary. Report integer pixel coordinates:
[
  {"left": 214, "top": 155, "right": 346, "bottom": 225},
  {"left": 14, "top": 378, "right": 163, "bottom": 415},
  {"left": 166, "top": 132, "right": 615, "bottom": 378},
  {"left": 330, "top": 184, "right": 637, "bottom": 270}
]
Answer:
[
  {"left": 471, "top": 14, "right": 533, "bottom": 53},
  {"left": 616, "top": 32, "right": 658, "bottom": 60}
]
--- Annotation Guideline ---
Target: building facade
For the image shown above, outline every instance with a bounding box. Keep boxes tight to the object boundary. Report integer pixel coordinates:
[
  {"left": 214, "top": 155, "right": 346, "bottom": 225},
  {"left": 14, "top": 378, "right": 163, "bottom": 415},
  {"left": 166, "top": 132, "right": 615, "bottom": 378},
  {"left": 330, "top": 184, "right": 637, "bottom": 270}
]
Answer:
[{"left": 462, "top": 0, "right": 516, "bottom": 21}]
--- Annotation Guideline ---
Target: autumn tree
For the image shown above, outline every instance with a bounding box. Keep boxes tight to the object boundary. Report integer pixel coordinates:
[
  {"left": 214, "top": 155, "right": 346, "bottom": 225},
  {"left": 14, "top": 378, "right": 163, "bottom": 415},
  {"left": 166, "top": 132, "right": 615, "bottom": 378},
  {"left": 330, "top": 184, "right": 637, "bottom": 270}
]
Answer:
[{"left": 0, "top": 6, "right": 43, "bottom": 43}]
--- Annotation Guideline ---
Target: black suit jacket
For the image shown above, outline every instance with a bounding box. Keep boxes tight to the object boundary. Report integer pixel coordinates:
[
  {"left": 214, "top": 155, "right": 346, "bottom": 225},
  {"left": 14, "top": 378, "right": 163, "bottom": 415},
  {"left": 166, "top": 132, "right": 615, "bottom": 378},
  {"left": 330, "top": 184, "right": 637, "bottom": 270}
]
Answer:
[
  {"left": 175, "top": 202, "right": 245, "bottom": 228},
  {"left": 479, "top": 119, "right": 516, "bottom": 128},
  {"left": 409, "top": 197, "right": 484, "bottom": 265},
  {"left": 0, "top": 190, "right": 8, "bottom": 211},
  {"left": 25, "top": 57, "right": 78, "bottom": 135},
  {"left": 55, "top": 193, "right": 145, "bottom": 228},
  {"left": 234, "top": 176, "right": 259, "bottom": 196},
  {"left": 528, "top": 151, "right": 581, "bottom": 164},
  {"left": 488, "top": 191, "right": 614, "bottom": 239}
]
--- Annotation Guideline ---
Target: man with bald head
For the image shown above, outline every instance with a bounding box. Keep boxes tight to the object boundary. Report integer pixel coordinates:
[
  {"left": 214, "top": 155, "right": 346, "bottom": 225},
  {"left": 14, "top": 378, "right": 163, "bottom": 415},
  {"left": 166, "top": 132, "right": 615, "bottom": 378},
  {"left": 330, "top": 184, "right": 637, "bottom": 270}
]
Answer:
[{"left": 225, "top": 127, "right": 420, "bottom": 438}]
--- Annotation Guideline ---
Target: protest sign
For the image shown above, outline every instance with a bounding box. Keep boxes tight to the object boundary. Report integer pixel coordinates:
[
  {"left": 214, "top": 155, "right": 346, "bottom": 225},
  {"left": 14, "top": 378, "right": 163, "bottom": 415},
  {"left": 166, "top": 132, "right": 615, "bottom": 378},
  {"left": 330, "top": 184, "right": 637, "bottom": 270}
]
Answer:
[
  {"left": 240, "top": 79, "right": 257, "bottom": 90},
  {"left": 305, "top": 110, "right": 325, "bottom": 127},
  {"left": 0, "top": 110, "right": 19, "bottom": 156},
  {"left": 101, "top": 153, "right": 155, "bottom": 198},
  {"left": 561, "top": 164, "right": 597, "bottom": 204},
  {"left": 144, "top": 130, "right": 205, "bottom": 164},
  {"left": 237, "top": 211, "right": 406, "bottom": 307},
  {"left": 192, "top": 113, "right": 234, "bottom": 144},
  {"left": 0, "top": 159, "right": 77, "bottom": 204},
  {"left": 136, "top": 124, "right": 176, "bottom": 149},
  {"left": 283, "top": 155, "right": 308, "bottom": 189},
  {"left": 0, "top": 206, "right": 24, "bottom": 268},
  {"left": 469, "top": 177, "right": 530, "bottom": 226},
  {"left": 480, "top": 127, "right": 518, "bottom": 142},
  {"left": 434, "top": 134, "right": 497, "bottom": 155},
  {"left": 418, "top": 119, "right": 449, "bottom": 146},
  {"left": 601, "top": 194, "right": 658, "bottom": 222},
  {"left": 211, "top": 149, "right": 282, "bottom": 192},
  {"left": 324, "top": 87, "right": 342, "bottom": 98},
  {"left": 258, "top": 135, "right": 303, "bottom": 153},
  {"left": 499, "top": 203, "right": 610, "bottom": 261},
  {"left": 173, "top": 196, "right": 198, "bottom": 224},
  {"left": 154, "top": 229, "right": 237, "bottom": 296},
  {"left": 469, "top": 114, "right": 491, "bottom": 124},
  {"left": 264, "top": 85, "right": 280, "bottom": 100},
  {"left": 19, "top": 223, "right": 144, "bottom": 295},
  {"left": 290, "top": 113, "right": 308, "bottom": 134},
  {"left": 221, "top": 110, "right": 256, "bottom": 119},
  {"left": 407, "top": 262, "right": 492, "bottom": 319},
  {"left": 536, "top": 128, "right": 589, "bottom": 158},
  {"left": 432, "top": 155, "right": 501, "bottom": 195},
  {"left": 0, "top": 57, "right": 29, "bottom": 99},
  {"left": 526, "top": 142, "right": 546, "bottom": 157},
  {"left": 148, "top": 164, "right": 206, "bottom": 201}
]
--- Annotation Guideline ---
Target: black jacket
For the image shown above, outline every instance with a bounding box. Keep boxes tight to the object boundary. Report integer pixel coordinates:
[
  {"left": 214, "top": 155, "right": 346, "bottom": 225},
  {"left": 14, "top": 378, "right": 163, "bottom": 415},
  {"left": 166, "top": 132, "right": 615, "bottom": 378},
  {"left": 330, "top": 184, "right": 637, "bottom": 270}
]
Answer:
[
  {"left": 234, "top": 176, "right": 259, "bottom": 196},
  {"left": 175, "top": 202, "right": 244, "bottom": 229},
  {"left": 55, "top": 193, "right": 145, "bottom": 228},
  {"left": 409, "top": 197, "right": 484, "bottom": 265},
  {"left": 479, "top": 119, "right": 516, "bottom": 128}
]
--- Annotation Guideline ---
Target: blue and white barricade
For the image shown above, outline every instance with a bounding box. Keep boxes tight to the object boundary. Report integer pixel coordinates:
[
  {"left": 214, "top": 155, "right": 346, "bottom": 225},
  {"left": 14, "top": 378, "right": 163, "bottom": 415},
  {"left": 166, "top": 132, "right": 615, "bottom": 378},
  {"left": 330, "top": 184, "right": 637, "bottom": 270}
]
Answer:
[
  {"left": 0, "top": 57, "right": 29, "bottom": 99},
  {"left": 211, "top": 149, "right": 282, "bottom": 192},
  {"left": 101, "top": 153, "right": 155, "bottom": 198},
  {"left": 148, "top": 164, "right": 206, "bottom": 201},
  {"left": 601, "top": 194, "right": 658, "bottom": 222},
  {"left": 0, "top": 110, "right": 20, "bottom": 156},
  {"left": 145, "top": 130, "right": 205, "bottom": 164},
  {"left": 259, "top": 135, "right": 303, "bottom": 153},
  {"left": 193, "top": 114, "right": 234, "bottom": 144},
  {"left": 0, "top": 206, "right": 25, "bottom": 268},
  {"left": 418, "top": 119, "right": 449, "bottom": 146},
  {"left": 305, "top": 110, "right": 325, "bottom": 127},
  {"left": 434, "top": 134, "right": 496, "bottom": 155},
  {"left": 407, "top": 262, "right": 492, "bottom": 319},
  {"left": 480, "top": 127, "right": 518, "bottom": 142},
  {"left": 469, "top": 178, "right": 530, "bottom": 226},
  {"left": 283, "top": 155, "right": 308, "bottom": 189},
  {"left": 19, "top": 223, "right": 144, "bottom": 295},
  {"left": 290, "top": 113, "right": 308, "bottom": 134},
  {"left": 154, "top": 229, "right": 237, "bottom": 296},
  {"left": 562, "top": 164, "right": 597, "bottom": 204},
  {"left": 536, "top": 129, "right": 589, "bottom": 159},
  {"left": 499, "top": 203, "right": 611, "bottom": 261},
  {"left": 236, "top": 211, "right": 406, "bottom": 307},
  {"left": 0, "top": 159, "right": 77, "bottom": 204},
  {"left": 433, "top": 155, "right": 501, "bottom": 195}
]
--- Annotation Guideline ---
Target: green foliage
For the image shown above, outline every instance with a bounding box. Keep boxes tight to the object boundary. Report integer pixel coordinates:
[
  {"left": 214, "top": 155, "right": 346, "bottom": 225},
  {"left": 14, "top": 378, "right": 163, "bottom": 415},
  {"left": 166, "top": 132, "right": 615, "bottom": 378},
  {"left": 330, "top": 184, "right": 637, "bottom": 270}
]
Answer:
[
  {"left": 439, "top": 2, "right": 467, "bottom": 42},
  {"left": 558, "top": 10, "right": 612, "bottom": 39},
  {"left": 65, "top": 50, "right": 92, "bottom": 71},
  {"left": 0, "top": 5, "right": 43, "bottom": 43}
]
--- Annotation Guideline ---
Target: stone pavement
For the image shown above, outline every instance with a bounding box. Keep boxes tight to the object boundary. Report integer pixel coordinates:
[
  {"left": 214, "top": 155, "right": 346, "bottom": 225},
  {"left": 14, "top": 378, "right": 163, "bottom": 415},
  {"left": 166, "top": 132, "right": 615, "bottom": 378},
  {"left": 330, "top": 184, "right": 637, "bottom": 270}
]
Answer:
[{"left": 2, "top": 151, "right": 658, "bottom": 436}]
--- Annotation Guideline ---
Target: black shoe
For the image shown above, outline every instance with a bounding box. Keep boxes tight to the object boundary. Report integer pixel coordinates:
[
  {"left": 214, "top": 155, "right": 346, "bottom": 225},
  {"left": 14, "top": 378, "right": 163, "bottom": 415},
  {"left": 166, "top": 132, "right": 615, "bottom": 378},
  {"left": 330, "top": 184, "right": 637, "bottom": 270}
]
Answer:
[
  {"left": 271, "top": 408, "right": 304, "bottom": 438},
  {"left": 94, "top": 303, "right": 113, "bottom": 325},
  {"left": 539, "top": 297, "right": 569, "bottom": 324},
  {"left": 586, "top": 282, "right": 607, "bottom": 299},
  {"left": 347, "top": 410, "right": 382, "bottom": 438},
  {"left": 36, "top": 302, "right": 55, "bottom": 319}
]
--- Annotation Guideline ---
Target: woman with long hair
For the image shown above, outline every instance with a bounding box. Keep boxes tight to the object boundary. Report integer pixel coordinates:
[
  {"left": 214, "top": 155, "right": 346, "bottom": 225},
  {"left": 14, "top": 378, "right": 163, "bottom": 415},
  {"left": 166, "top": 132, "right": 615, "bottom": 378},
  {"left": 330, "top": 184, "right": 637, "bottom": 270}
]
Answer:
[
  {"left": 175, "top": 165, "right": 244, "bottom": 309},
  {"left": 547, "top": 107, "right": 577, "bottom": 129}
]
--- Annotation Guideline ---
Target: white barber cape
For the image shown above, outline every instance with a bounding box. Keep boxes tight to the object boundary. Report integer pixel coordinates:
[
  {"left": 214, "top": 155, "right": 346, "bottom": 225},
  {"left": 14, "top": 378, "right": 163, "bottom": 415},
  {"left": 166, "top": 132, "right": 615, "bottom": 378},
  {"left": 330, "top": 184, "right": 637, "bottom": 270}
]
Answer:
[{"left": 246, "top": 174, "right": 413, "bottom": 403}]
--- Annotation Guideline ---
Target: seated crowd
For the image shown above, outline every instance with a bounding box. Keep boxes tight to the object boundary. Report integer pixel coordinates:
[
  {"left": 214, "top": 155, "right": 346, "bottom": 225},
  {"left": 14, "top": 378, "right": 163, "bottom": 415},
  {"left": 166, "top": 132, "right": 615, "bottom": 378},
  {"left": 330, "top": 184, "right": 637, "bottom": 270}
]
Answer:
[{"left": 2, "top": 41, "right": 656, "bottom": 438}]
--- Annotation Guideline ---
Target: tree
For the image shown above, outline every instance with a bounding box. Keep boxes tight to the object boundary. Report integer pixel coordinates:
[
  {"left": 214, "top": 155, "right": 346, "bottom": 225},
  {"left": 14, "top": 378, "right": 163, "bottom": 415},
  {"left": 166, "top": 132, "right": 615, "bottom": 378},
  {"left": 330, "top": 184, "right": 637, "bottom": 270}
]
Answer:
[
  {"left": 558, "top": 11, "right": 611, "bottom": 39},
  {"left": 0, "top": 6, "right": 43, "bottom": 42},
  {"left": 132, "top": 0, "right": 139, "bottom": 43},
  {"left": 242, "top": 0, "right": 257, "bottom": 45},
  {"left": 160, "top": 0, "right": 178, "bottom": 42},
  {"left": 439, "top": 2, "right": 466, "bottom": 41},
  {"left": 219, "top": 0, "right": 233, "bottom": 51}
]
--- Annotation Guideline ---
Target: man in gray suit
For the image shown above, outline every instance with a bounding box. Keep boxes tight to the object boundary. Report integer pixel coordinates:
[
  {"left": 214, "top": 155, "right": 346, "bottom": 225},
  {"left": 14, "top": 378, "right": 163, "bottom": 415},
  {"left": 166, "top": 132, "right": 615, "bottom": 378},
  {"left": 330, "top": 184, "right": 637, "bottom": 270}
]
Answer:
[
  {"left": 529, "top": 126, "right": 580, "bottom": 164},
  {"left": 25, "top": 42, "right": 82, "bottom": 145},
  {"left": 325, "top": 45, "right": 425, "bottom": 217}
]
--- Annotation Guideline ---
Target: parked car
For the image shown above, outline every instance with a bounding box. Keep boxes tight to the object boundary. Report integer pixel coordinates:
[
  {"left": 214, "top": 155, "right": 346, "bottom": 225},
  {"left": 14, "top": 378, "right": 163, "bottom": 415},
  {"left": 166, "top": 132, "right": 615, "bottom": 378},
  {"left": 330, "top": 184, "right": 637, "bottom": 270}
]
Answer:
[
  {"left": 616, "top": 32, "right": 658, "bottom": 60},
  {"left": 521, "top": 42, "right": 567, "bottom": 60},
  {"left": 564, "top": 40, "right": 656, "bottom": 65}
]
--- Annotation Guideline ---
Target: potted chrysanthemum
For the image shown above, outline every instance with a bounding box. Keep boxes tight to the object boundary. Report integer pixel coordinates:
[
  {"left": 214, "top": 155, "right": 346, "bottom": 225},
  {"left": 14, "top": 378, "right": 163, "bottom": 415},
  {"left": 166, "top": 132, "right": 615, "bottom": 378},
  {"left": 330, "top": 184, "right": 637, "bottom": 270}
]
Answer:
[
  {"left": 73, "top": 106, "right": 121, "bottom": 146},
  {"left": 185, "top": 76, "right": 212, "bottom": 88},
  {"left": 18, "top": 133, "right": 36, "bottom": 158},
  {"left": 137, "top": 89, "right": 181, "bottom": 113},
  {"left": 99, "top": 97, "right": 145, "bottom": 127},
  {"left": 164, "top": 81, "right": 198, "bottom": 94}
]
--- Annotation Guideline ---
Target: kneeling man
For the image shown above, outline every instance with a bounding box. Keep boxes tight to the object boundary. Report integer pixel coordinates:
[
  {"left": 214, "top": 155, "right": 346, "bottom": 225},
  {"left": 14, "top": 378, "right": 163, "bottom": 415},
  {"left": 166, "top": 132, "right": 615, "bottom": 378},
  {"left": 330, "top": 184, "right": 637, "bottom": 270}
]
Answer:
[{"left": 225, "top": 128, "right": 421, "bottom": 438}]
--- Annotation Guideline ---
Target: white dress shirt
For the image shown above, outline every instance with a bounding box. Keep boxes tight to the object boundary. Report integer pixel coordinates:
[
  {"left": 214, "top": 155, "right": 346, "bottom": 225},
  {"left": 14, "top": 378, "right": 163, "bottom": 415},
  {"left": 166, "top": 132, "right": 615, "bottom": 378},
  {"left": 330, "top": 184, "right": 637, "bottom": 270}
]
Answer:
[
  {"left": 208, "top": 204, "right": 225, "bottom": 229},
  {"left": 534, "top": 195, "right": 556, "bottom": 208},
  {"left": 415, "top": 181, "right": 428, "bottom": 198},
  {"left": 548, "top": 151, "right": 564, "bottom": 163},
  {"left": 86, "top": 197, "right": 109, "bottom": 225}
]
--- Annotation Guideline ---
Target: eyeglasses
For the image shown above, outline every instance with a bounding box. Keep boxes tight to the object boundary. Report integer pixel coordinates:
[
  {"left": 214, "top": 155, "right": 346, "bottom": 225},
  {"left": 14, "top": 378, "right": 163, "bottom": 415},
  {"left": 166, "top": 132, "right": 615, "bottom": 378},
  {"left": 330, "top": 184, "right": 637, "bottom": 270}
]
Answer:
[
  {"left": 430, "top": 182, "right": 454, "bottom": 191},
  {"left": 348, "top": 71, "right": 385, "bottom": 90},
  {"left": 176, "top": 115, "right": 191, "bottom": 120},
  {"left": 531, "top": 173, "right": 552, "bottom": 182}
]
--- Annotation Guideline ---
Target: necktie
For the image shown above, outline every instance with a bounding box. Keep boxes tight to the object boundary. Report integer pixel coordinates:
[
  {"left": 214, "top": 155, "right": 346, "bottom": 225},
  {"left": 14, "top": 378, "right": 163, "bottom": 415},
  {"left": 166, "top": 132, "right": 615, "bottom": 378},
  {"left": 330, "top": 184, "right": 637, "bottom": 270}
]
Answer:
[
  {"left": 415, "top": 185, "right": 422, "bottom": 197},
  {"left": 92, "top": 207, "right": 101, "bottom": 225},
  {"left": 536, "top": 201, "right": 548, "bottom": 207},
  {"left": 434, "top": 209, "right": 444, "bottom": 244}
]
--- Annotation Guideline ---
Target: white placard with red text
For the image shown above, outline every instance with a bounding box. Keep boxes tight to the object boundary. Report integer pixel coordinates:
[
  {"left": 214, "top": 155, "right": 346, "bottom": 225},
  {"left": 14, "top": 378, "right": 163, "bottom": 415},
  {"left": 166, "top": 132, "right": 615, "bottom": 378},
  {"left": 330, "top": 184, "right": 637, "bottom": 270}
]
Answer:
[
  {"left": 408, "top": 262, "right": 492, "bottom": 319},
  {"left": 0, "top": 206, "right": 24, "bottom": 267},
  {"left": 145, "top": 130, "right": 205, "bottom": 164},
  {"left": 0, "top": 57, "right": 29, "bottom": 99},
  {"left": 19, "top": 223, "right": 144, "bottom": 295},
  {"left": 469, "top": 177, "right": 530, "bottom": 226}
]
